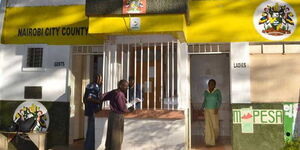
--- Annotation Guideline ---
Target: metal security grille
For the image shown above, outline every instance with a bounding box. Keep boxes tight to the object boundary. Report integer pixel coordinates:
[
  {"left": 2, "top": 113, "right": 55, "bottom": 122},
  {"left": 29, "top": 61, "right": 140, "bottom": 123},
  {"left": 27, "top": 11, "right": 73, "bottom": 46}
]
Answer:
[
  {"left": 72, "top": 46, "right": 104, "bottom": 55},
  {"left": 102, "top": 41, "right": 179, "bottom": 110},
  {"left": 188, "top": 43, "right": 230, "bottom": 54},
  {"left": 27, "top": 48, "right": 43, "bottom": 67}
]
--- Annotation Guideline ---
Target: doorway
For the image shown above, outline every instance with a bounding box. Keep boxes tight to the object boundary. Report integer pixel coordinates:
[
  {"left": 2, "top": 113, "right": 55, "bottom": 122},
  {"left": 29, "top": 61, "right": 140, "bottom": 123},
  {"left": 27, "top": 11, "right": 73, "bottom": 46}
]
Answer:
[
  {"left": 69, "top": 46, "right": 104, "bottom": 143},
  {"left": 190, "top": 53, "right": 231, "bottom": 149}
]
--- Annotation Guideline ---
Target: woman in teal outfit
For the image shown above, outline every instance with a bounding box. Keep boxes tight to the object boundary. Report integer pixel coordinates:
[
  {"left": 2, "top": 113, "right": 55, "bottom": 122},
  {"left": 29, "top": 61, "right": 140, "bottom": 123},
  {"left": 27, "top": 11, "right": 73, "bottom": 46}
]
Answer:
[{"left": 201, "top": 79, "right": 222, "bottom": 146}]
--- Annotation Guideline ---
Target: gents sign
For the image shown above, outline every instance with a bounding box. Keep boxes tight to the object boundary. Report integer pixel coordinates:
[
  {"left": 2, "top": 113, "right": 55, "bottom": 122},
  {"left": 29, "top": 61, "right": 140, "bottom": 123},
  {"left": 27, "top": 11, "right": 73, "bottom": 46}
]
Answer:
[
  {"left": 233, "top": 109, "right": 283, "bottom": 124},
  {"left": 18, "top": 27, "right": 89, "bottom": 37}
]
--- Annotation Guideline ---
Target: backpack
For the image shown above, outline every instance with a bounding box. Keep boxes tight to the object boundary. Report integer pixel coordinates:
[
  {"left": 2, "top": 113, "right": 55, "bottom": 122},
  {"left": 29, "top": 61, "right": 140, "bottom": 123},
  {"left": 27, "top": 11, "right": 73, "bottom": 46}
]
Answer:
[
  {"left": 7, "top": 117, "right": 37, "bottom": 142},
  {"left": 17, "top": 117, "right": 37, "bottom": 132},
  {"left": 8, "top": 117, "right": 36, "bottom": 133}
]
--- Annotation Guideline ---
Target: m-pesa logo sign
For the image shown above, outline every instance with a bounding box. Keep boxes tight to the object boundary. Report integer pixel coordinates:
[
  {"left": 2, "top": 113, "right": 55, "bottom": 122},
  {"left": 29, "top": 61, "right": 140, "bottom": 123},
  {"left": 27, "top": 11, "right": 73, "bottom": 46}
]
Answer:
[{"left": 233, "top": 109, "right": 283, "bottom": 124}]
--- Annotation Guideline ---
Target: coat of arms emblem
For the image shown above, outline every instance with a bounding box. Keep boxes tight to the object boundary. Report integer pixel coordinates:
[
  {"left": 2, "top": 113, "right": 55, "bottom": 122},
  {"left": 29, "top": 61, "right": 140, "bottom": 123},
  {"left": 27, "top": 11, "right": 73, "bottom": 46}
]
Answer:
[
  {"left": 123, "top": 0, "right": 146, "bottom": 14},
  {"left": 13, "top": 101, "right": 50, "bottom": 132},
  {"left": 254, "top": 0, "right": 297, "bottom": 40}
]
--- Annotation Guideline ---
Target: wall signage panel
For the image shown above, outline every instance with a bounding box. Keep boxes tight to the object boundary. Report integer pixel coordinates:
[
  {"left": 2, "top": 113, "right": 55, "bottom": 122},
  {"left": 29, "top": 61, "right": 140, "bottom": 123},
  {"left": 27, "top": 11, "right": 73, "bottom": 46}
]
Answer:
[
  {"left": 233, "top": 109, "right": 283, "bottom": 125},
  {"left": 2, "top": 5, "right": 103, "bottom": 45},
  {"left": 123, "top": 0, "right": 146, "bottom": 14}
]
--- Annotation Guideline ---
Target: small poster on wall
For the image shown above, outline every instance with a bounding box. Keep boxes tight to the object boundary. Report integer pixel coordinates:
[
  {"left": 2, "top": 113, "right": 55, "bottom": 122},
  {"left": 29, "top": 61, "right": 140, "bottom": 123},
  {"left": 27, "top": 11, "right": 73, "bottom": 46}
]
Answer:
[
  {"left": 283, "top": 103, "right": 299, "bottom": 142},
  {"left": 241, "top": 107, "right": 254, "bottom": 133},
  {"left": 130, "top": 17, "right": 141, "bottom": 30},
  {"left": 123, "top": 0, "right": 146, "bottom": 14}
]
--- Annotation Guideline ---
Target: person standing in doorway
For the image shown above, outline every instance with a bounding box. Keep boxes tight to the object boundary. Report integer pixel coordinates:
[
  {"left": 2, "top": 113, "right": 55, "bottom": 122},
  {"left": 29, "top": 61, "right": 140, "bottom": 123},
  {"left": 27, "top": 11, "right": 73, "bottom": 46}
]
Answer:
[
  {"left": 101, "top": 79, "right": 131, "bottom": 150},
  {"left": 201, "top": 79, "right": 222, "bottom": 146},
  {"left": 83, "top": 74, "right": 103, "bottom": 150}
]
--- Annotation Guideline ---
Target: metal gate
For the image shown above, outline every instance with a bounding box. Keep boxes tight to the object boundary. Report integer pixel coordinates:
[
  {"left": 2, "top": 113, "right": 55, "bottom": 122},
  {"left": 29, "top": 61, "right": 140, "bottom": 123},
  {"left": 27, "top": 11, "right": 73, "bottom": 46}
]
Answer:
[{"left": 102, "top": 39, "right": 180, "bottom": 110}]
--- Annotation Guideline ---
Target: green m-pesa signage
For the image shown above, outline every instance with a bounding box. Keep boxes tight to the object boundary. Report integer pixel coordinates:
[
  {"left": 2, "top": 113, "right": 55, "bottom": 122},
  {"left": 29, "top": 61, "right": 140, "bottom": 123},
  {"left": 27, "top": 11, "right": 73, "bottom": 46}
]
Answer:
[
  {"left": 232, "top": 104, "right": 285, "bottom": 150},
  {"left": 283, "top": 103, "right": 299, "bottom": 142},
  {"left": 233, "top": 103, "right": 299, "bottom": 142},
  {"left": 233, "top": 109, "right": 283, "bottom": 125}
]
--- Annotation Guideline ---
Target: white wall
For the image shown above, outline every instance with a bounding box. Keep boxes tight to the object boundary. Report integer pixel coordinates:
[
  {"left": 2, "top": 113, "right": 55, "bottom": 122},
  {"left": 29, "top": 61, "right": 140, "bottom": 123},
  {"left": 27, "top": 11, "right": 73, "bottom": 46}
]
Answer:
[
  {"left": 7, "top": 0, "right": 84, "bottom": 7},
  {"left": 0, "top": 44, "right": 70, "bottom": 102},
  {"left": 0, "top": 48, "right": 3, "bottom": 100},
  {"left": 230, "top": 42, "right": 251, "bottom": 103},
  {"left": 95, "top": 118, "right": 185, "bottom": 150},
  {"left": 177, "top": 43, "right": 191, "bottom": 149},
  {"left": 177, "top": 43, "right": 190, "bottom": 110}
]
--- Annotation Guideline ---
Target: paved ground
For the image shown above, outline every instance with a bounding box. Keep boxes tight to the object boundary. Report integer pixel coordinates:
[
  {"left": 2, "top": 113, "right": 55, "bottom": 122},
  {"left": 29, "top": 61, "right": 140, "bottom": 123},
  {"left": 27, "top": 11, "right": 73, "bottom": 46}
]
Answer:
[
  {"left": 48, "top": 139, "right": 84, "bottom": 150},
  {"left": 49, "top": 136, "right": 232, "bottom": 150},
  {"left": 191, "top": 136, "right": 232, "bottom": 150}
]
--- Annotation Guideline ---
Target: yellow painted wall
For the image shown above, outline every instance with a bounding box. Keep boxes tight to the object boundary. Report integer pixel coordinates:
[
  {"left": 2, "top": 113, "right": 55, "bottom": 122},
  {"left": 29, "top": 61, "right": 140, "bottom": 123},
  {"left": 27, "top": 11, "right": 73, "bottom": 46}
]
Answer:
[
  {"left": 3, "top": 0, "right": 300, "bottom": 44},
  {"left": 186, "top": 0, "right": 300, "bottom": 43},
  {"left": 89, "top": 14, "right": 185, "bottom": 34},
  {"left": 2, "top": 5, "right": 104, "bottom": 45}
]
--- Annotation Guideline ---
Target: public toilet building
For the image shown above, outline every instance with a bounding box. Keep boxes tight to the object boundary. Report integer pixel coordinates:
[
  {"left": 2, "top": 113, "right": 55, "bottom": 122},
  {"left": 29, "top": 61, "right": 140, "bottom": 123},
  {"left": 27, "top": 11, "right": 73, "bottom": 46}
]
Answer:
[{"left": 0, "top": 0, "right": 300, "bottom": 150}]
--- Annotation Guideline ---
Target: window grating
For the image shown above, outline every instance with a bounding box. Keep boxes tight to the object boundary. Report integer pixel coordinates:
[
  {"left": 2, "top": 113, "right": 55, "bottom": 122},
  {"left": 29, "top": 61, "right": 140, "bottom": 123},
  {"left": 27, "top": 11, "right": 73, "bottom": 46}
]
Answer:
[{"left": 27, "top": 48, "right": 43, "bottom": 67}]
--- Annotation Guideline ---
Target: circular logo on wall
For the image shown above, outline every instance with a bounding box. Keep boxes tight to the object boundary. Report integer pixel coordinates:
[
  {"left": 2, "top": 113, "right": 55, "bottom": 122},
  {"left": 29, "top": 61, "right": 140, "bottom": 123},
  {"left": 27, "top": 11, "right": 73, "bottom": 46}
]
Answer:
[
  {"left": 13, "top": 101, "right": 50, "bottom": 132},
  {"left": 253, "top": 0, "right": 297, "bottom": 40}
]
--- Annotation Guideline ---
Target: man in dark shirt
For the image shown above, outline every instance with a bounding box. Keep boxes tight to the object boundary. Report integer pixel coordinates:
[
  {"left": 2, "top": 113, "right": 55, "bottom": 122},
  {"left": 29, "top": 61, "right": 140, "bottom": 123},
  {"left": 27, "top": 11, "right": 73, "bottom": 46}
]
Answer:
[
  {"left": 101, "top": 79, "right": 130, "bottom": 150},
  {"left": 83, "top": 74, "right": 103, "bottom": 150}
]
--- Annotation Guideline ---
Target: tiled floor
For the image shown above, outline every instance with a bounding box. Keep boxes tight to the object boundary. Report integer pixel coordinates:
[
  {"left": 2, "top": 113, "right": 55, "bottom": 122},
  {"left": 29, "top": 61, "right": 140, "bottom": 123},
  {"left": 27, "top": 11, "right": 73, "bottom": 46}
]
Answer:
[{"left": 191, "top": 136, "right": 232, "bottom": 150}]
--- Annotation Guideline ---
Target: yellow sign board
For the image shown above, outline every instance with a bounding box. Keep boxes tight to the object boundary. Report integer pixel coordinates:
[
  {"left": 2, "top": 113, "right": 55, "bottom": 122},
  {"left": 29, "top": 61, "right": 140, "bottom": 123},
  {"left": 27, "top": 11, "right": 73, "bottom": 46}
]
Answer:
[
  {"left": 2, "top": 5, "right": 104, "bottom": 45},
  {"left": 185, "top": 0, "right": 300, "bottom": 43},
  {"left": 89, "top": 14, "right": 185, "bottom": 34},
  {"left": 3, "top": 0, "right": 300, "bottom": 44}
]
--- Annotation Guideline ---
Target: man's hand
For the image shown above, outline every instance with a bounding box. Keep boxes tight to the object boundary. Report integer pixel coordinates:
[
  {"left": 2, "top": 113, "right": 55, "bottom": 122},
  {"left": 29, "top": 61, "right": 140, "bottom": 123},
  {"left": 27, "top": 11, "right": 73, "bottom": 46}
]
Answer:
[
  {"left": 134, "top": 98, "right": 142, "bottom": 102},
  {"left": 87, "top": 96, "right": 102, "bottom": 104},
  {"left": 128, "top": 106, "right": 134, "bottom": 112}
]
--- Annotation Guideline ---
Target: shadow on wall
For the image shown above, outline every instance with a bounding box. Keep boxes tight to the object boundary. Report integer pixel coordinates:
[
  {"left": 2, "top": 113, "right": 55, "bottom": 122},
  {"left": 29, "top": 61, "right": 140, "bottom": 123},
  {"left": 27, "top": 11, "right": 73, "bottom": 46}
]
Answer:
[
  {"left": 0, "top": 45, "right": 69, "bottom": 100},
  {"left": 250, "top": 54, "right": 300, "bottom": 103}
]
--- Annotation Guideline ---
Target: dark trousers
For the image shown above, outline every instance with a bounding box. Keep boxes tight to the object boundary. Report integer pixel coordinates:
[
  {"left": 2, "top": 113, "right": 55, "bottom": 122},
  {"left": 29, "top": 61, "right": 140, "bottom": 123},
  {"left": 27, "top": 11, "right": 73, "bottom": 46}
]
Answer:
[
  {"left": 85, "top": 116, "right": 95, "bottom": 150},
  {"left": 105, "top": 111, "right": 124, "bottom": 150}
]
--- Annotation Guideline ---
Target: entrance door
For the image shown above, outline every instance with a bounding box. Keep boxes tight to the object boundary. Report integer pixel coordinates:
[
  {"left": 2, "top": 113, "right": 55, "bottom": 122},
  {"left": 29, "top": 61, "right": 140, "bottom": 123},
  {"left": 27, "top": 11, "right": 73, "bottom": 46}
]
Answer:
[
  {"left": 190, "top": 54, "right": 231, "bottom": 149},
  {"left": 69, "top": 46, "right": 103, "bottom": 143}
]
